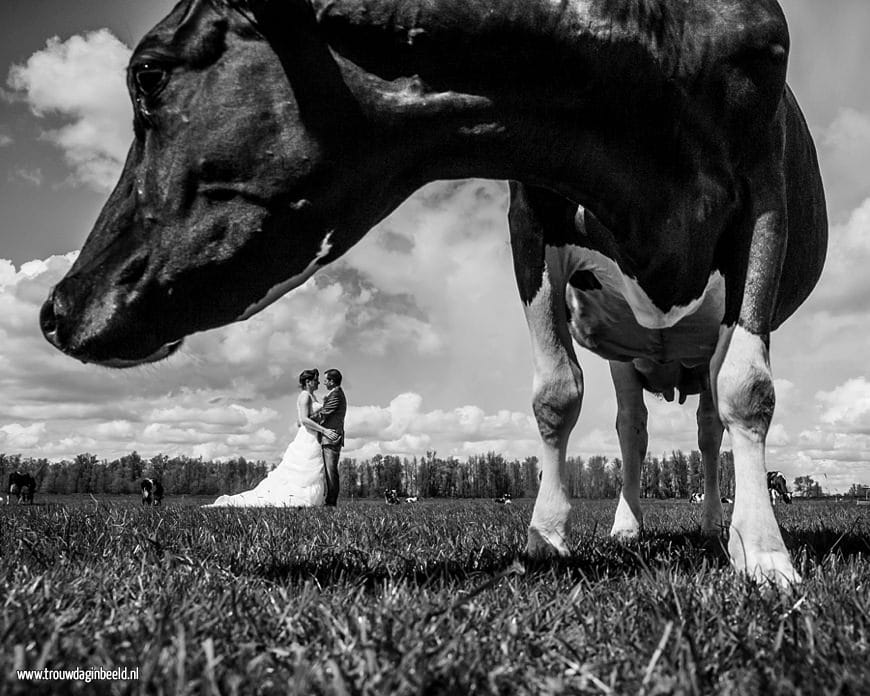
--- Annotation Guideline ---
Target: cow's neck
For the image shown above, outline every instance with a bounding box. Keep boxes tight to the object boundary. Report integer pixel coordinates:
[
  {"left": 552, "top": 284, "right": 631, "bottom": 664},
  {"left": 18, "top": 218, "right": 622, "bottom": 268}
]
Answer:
[{"left": 309, "top": 0, "right": 725, "bottom": 236}]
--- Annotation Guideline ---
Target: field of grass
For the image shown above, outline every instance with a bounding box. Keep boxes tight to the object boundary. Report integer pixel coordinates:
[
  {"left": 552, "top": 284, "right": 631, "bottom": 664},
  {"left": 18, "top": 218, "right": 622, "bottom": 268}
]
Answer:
[{"left": 2, "top": 496, "right": 869, "bottom": 695}]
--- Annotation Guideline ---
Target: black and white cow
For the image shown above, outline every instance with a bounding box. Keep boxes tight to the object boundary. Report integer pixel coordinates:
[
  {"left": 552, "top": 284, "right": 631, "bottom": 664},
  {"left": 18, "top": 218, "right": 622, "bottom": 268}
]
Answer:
[
  {"left": 384, "top": 489, "right": 400, "bottom": 505},
  {"left": 494, "top": 493, "right": 513, "bottom": 505},
  {"left": 7, "top": 472, "right": 35, "bottom": 504},
  {"left": 38, "top": 0, "right": 827, "bottom": 586},
  {"left": 141, "top": 478, "right": 164, "bottom": 506},
  {"left": 767, "top": 472, "right": 792, "bottom": 505}
]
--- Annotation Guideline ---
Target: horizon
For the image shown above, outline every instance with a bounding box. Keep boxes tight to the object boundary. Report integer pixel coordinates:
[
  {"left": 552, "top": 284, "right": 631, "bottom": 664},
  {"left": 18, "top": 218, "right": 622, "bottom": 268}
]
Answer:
[{"left": 1, "top": 0, "right": 869, "bottom": 493}]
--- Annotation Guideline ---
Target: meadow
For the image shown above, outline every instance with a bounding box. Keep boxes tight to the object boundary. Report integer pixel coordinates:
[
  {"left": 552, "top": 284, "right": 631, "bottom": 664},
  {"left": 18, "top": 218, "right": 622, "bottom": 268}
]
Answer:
[{"left": 2, "top": 496, "right": 869, "bottom": 695}]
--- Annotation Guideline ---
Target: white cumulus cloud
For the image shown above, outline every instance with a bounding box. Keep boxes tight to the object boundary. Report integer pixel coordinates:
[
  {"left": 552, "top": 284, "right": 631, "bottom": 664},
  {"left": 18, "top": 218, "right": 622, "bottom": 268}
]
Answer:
[
  {"left": 817, "top": 377, "right": 870, "bottom": 434},
  {"left": 7, "top": 29, "right": 132, "bottom": 191}
]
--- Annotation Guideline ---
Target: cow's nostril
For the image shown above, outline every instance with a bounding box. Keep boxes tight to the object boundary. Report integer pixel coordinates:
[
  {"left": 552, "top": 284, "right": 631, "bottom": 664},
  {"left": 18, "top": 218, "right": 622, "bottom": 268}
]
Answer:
[{"left": 40, "top": 291, "right": 59, "bottom": 339}]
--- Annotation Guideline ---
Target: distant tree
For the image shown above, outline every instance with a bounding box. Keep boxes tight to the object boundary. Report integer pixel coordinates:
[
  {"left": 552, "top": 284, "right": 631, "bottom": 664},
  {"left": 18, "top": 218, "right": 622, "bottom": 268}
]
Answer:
[
  {"left": 671, "top": 450, "right": 689, "bottom": 499},
  {"left": 522, "top": 456, "right": 540, "bottom": 497},
  {"left": 793, "top": 475, "right": 822, "bottom": 498},
  {"left": 688, "top": 451, "right": 702, "bottom": 496},
  {"left": 607, "top": 459, "right": 623, "bottom": 498},
  {"left": 586, "top": 456, "right": 608, "bottom": 498},
  {"left": 718, "top": 451, "right": 735, "bottom": 498}
]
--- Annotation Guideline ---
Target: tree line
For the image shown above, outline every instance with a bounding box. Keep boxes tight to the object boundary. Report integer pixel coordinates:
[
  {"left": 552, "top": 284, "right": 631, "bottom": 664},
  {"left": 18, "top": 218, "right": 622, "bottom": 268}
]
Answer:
[
  {"left": 0, "top": 449, "right": 746, "bottom": 500},
  {"left": 3, "top": 449, "right": 859, "bottom": 500}
]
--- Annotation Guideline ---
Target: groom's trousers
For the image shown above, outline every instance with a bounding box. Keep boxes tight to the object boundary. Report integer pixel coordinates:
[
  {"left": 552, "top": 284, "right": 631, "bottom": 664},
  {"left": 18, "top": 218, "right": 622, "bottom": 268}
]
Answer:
[{"left": 323, "top": 446, "right": 341, "bottom": 506}]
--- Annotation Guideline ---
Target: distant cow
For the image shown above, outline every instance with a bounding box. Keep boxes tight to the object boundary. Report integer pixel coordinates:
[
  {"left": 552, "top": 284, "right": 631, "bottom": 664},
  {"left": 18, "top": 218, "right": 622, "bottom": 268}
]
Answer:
[
  {"left": 141, "top": 478, "right": 164, "bottom": 506},
  {"left": 405, "top": 496, "right": 419, "bottom": 503},
  {"left": 494, "top": 493, "right": 512, "bottom": 505},
  {"left": 690, "top": 493, "right": 705, "bottom": 504},
  {"left": 8, "top": 472, "right": 35, "bottom": 504},
  {"left": 721, "top": 497, "right": 734, "bottom": 504},
  {"left": 767, "top": 472, "right": 792, "bottom": 505},
  {"left": 384, "top": 489, "right": 400, "bottom": 505}
]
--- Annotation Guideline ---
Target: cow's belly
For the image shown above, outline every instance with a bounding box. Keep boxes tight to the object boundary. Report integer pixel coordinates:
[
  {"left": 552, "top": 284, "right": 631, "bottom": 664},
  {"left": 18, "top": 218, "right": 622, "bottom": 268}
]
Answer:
[{"left": 558, "top": 246, "right": 724, "bottom": 365}]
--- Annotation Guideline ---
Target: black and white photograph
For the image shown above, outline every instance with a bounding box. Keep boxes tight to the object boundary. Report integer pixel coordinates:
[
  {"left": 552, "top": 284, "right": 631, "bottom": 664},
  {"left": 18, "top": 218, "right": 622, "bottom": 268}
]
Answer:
[{"left": 1, "top": 0, "right": 868, "bottom": 692}]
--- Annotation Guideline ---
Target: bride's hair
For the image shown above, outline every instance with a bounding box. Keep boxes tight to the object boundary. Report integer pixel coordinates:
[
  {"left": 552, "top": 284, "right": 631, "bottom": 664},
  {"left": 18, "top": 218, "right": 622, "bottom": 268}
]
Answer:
[{"left": 298, "top": 369, "right": 319, "bottom": 388}]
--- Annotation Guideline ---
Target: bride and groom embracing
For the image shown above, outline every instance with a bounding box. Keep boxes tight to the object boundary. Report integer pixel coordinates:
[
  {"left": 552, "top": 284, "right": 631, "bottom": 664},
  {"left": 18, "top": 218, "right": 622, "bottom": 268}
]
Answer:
[{"left": 206, "top": 369, "right": 347, "bottom": 508}]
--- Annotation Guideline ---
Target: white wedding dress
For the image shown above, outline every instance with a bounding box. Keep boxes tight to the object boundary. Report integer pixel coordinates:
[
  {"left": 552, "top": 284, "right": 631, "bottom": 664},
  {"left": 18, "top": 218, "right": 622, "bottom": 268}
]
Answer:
[{"left": 205, "top": 402, "right": 326, "bottom": 508}]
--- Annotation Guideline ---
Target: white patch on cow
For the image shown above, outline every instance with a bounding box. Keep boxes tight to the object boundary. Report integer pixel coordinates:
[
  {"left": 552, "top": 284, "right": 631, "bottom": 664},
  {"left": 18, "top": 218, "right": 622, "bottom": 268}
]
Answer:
[
  {"left": 716, "top": 325, "right": 800, "bottom": 584},
  {"left": 237, "top": 232, "right": 334, "bottom": 322},
  {"left": 557, "top": 244, "right": 724, "bottom": 363},
  {"left": 562, "top": 245, "right": 725, "bottom": 329}
]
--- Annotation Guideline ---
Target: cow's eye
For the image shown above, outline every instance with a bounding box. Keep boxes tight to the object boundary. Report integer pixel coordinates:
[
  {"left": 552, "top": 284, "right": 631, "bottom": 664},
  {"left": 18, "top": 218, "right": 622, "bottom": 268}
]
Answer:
[{"left": 133, "top": 64, "right": 168, "bottom": 98}]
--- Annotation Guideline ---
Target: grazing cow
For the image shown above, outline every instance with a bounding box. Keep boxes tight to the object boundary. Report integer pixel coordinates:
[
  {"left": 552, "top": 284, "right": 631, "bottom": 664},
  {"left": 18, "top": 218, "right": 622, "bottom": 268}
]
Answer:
[
  {"left": 767, "top": 472, "right": 792, "bottom": 505},
  {"left": 384, "top": 489, "right": 400, "bottom": 505},
  {"left": 690, "top": 493, "right": 705, "bottom": 504},
  {"left": 39, "top": 0, "right": 827, "bottom": 585},
  {"left": 494, "top": 493, "right": 513, "bottom": 505},
  {"left": 405, "top": 496, "right": 419, "bottom": 503},
  {"left": 141, "top": 478, "right": 164, "bottom": 506},
  {"left": 8, "top": 472, "right": 35, "bottom": 504}
]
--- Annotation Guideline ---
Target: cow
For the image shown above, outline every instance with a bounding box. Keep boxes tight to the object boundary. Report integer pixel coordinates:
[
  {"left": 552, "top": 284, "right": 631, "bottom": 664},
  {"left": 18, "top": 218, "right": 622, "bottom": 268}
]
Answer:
[
  {"left": 405, "top": 496, "right": 419, "bottom": 503},
  {"left": 767, "top": 472, "right": 792, "bottom": 505},
  {"left": 38, "top": 0, "right": 827, "bottom": 585},
  {"left": 7, "top": 472, "right": 36, "bottom": 504},
  {"left": 690, "top": 493, "right": 705, "bottom": 505},
  {"left": 494, "top": 493, "right": 513, "bottom": 505},
  {"left": 141, "top": 478, "right": 164, "bottom": 506},
  {"left": 384, "top": 489, "right": 400, "bottom": 505}
]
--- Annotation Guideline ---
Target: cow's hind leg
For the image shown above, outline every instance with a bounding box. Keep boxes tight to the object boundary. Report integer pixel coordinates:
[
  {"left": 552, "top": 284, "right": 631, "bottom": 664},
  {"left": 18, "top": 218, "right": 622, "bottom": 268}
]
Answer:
[
  {"left": 510, "top": 183, "right": 581, "bottom": 558},
  {"left": 609, "top": 361, "right": 646, "bottom": 539},
  {"left": 697, "top": 383, "right": 725, "bottom": 534}
]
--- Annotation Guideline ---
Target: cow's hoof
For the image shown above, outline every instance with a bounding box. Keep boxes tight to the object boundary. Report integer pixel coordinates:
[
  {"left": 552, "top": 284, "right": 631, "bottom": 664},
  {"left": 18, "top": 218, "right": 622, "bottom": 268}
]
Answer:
[
  {"left": 610, "top": 525, "right": 641, "bottom": 541},
  {"left": 729, "top": 543, "right": 801, "bottom": 587},
  {"left": 610, "top": 498, "right": 642, "bottom": 540},
  {"left": 525, "top": 527, "right": 568, "bottom": 559}
]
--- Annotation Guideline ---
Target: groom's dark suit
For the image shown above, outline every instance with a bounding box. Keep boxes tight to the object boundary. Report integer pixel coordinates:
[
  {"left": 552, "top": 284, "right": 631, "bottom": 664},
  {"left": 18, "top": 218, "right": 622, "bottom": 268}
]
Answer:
[{"left": 313, "top": 386, "right": 346, "bottom": 506}]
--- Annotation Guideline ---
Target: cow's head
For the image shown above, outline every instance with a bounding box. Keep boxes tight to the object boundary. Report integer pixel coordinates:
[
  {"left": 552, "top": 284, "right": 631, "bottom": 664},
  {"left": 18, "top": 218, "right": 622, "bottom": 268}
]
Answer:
[{"left": 40, "top": 0, "right": 398, "bottom": 366}]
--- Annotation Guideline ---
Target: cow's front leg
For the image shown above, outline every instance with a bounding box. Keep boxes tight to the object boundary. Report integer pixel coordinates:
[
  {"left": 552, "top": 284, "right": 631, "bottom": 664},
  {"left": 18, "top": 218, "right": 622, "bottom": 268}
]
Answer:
[
  {"left": 609, "top": 361, "right": 646, "bottom": 539},
  {"left": 510, "top": 183, "right": 581, "bottom": 558},
  {"left": 713, "top": 133, "right": 799, "bottom": 585},
  {"left": 697, "top": 383, "right": 725, "bottom": 534}
]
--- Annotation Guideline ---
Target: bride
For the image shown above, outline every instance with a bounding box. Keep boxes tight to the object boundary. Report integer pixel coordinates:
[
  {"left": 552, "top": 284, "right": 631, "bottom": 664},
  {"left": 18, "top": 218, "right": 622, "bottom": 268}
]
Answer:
[{"left": 205, "top": 369, "right": 337, "bottom": 507}]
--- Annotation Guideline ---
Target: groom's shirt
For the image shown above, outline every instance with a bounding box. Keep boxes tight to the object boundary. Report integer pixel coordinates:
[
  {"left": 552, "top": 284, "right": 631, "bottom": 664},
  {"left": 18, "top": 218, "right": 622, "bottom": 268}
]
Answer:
[{"left": 317, "top": 387, "right": 347, "bottom": 448}]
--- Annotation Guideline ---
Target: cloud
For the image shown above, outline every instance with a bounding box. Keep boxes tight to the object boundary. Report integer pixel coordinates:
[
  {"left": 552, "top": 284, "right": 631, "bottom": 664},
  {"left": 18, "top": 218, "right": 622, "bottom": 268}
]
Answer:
[
  {"left": 6, "top": 29, "right": 132, "bottom": 191},
  {"left": 0, "top": 423, "right": 47, "bottom": 450},
  {"left": 342, "top": 392, "right": 539, "bottom": 458},
  {"left": 820, "top": 108, "right": 870, "bottom": 218},
  {"left": 0, "top": 251, "right": 539, "bottom": 462},
  {"left": 816, "top": 377, "right": 870, "bottom": 434},
  {"left": 9, "top": 168, "right": 44, "bottom": 186},
  {"left": 804, "top": 198, "right": 870, "bottom": 315}
]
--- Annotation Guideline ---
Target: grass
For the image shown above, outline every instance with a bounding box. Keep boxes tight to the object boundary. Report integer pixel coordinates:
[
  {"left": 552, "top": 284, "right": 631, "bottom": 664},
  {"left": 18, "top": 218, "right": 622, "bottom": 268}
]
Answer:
[{"left": 1, "top": 497, "right": 869, "bottom": 695}]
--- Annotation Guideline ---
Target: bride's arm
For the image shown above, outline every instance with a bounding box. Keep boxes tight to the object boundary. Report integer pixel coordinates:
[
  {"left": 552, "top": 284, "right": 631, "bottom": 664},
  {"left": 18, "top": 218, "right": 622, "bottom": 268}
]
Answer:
[{"left": 297, "top": 393, "right": 331, "bottom": 435}]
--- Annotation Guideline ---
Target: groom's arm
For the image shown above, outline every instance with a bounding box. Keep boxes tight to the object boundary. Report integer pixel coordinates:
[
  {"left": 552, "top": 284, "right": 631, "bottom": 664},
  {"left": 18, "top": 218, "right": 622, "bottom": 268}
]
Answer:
[{"left": 318, "top": 390, "right": 341, "bottom": 418}]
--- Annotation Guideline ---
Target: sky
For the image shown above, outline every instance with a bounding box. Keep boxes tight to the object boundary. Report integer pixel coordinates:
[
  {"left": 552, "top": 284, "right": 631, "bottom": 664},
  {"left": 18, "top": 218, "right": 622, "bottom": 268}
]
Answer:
[{"left": 0, "top": 0, "right": 869, "bottom": 492}]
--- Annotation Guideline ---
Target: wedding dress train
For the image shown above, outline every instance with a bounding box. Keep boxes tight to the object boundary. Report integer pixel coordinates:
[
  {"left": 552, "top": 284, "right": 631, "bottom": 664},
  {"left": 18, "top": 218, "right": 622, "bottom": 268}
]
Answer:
[{"left": 205, "top": 406, "right": 325, "bottom": 508}]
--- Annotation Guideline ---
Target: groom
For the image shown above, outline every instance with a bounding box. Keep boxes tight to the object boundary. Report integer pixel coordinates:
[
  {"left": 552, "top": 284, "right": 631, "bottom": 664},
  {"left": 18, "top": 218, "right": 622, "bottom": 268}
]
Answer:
[{"left": 312, "top": 368, "right": 346, "bottom": 506}]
